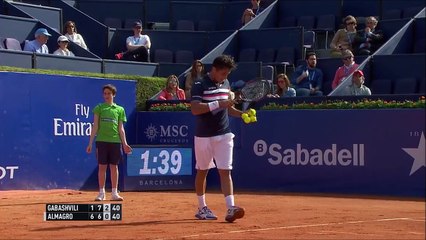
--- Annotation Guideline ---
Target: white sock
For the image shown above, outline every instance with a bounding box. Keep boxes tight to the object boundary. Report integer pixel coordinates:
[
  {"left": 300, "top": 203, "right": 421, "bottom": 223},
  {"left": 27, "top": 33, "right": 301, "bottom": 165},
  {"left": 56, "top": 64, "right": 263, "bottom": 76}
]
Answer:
[
  {"left": 197, "top": 195, "right": 207, "bottom": 208},
  {"left": 112, "top": 188, "right": 118, "bottom": 194},
  {"left": 99, "top": 188, "right": 105, "bottom": 194},
  {"left": 225, "top": 195, "right": 234, "bottom": 209}
]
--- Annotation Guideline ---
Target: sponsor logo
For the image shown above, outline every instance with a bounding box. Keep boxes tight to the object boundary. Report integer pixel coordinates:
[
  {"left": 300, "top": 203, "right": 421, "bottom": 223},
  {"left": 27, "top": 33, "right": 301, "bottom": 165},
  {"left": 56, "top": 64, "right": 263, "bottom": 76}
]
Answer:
[
  {"left": 402, "top": 131, "right": 425, "bottom": 176},
  {"left": 144, "top": 124, "right": 189, "bottom": 144},
  {"left": 0, "top": 166, "right": 19, "bottom": 179},
  {"left": 253, "top": 140, "right": 365, "bottom": 167},
  {"left": 53, "top": 104, "right": 92, "bottom": 136}
]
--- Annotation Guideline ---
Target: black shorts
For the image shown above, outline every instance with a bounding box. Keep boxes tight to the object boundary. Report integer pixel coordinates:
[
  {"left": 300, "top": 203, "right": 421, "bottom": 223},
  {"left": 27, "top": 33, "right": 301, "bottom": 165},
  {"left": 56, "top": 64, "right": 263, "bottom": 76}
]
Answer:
[{"left": 96, "top": 141, "right": 122, "bottom": 165}]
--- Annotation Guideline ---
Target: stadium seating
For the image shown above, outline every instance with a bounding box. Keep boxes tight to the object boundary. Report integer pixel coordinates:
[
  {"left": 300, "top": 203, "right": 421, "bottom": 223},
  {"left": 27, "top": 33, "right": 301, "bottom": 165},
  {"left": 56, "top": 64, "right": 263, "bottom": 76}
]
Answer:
[
  {"left": 104, "top": 17, "right": 122, "bottom": 29},
  {"left": 257, "top": 48, "right": 275, "bottom": 63},
  {"left": 154, "top": 49, "right": 174, "bottom": 63},
  {"left": 370, "top": 79, "right": 393, "bottom": 94},
  {"left": 197, "top": 20, "right": 216, "bottom": 31},
  {"left": 238, "top": 48, "right": 257, "bottom": 62},
  {"left": 176, "top": 20, "right": 195, "bottom": 31},
  {"left": 393, "top": 78, "right": 418, "bottom": 94},
  {"left": 4, "top": 38, "right": 22, "bottom": 51},
  {"left": 382, "top": 9, "right": 402, "bottom": 20},
  {"left": 174, "top": 50, "right": 194, "bottom": 64}
]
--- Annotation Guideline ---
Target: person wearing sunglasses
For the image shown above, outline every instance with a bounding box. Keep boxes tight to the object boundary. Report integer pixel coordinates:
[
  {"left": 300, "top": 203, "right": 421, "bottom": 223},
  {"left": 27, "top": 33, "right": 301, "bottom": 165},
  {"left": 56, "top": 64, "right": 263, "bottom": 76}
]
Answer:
[
  {"left": 268, "top": 74, "right": 296, "bottom": 98},
  {"left": 331, "top": 50, "right": 359, "bottom": 90},
  {"left": 330, "top": 15, "right": 357, "bottom": 57},
  {"left": 353, "top": 16, "right": 384, "bottom": 55},
  {"left": 158, "top": 75, "right": 186, "bottom": 100},
  {"left": 63, "top": 20, "right": 88, "bottom": 50}
]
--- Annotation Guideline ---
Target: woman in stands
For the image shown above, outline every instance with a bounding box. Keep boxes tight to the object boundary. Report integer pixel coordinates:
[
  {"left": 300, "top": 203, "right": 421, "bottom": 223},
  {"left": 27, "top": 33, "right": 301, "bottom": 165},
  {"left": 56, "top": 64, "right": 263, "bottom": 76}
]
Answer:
[
  {"left": 330, "top": 15, "right": 357, "bottom": 57},
  {"left": 331, "top": 50, "right": 359, "bottom": 89},
  {"left": 185, "top": 60, "right": 205, "bottom": 98},
  {"left": 53, "top": 36, "right": 75, "bottom": 56},
  {"left": 268, "top": 73, "right": 296, "bottom": 98},
  {"left": 158, "top": 75, "right": 186, "bottom": 100},
  {"left": 64, "top": 20, "right": 88, "bottom": 50}
]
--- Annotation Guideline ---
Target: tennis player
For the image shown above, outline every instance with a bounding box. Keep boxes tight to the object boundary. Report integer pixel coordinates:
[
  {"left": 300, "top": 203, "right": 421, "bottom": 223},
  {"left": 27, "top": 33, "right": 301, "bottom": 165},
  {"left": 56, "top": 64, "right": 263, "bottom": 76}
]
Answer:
[
  {"left": 191, "top": 55, "right": 245, "bottom": 222},
  {"left": 86, "top": 84, "right": 132, "bottom": 201}
]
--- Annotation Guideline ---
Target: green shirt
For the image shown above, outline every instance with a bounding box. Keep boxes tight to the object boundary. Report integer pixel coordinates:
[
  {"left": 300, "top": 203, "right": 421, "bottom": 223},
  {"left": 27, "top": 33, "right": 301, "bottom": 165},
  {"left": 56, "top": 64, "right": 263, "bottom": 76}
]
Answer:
[{"left": 93, "top": 103, "right": 127, "bottom": 143}]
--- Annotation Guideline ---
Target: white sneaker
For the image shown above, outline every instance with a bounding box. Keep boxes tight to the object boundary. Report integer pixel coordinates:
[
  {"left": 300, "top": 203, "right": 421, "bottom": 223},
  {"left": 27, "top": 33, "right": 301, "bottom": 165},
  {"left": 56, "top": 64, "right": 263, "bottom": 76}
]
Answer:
[
  {"left": 225, "top": 206, "right": 245, "bottom": 223},
  {"left": 95, "top": 192, "right": 106, "bottom": 201},
  {"left": 111, "top": 193, "right": 124, "bottom": 201}
]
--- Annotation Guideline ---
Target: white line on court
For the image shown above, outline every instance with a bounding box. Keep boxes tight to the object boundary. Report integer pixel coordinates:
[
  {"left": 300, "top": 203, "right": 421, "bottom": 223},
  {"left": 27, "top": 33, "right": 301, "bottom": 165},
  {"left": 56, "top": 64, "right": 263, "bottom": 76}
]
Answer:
[{"left": 156, "top": 217, "right": 425, "bottom": 240}]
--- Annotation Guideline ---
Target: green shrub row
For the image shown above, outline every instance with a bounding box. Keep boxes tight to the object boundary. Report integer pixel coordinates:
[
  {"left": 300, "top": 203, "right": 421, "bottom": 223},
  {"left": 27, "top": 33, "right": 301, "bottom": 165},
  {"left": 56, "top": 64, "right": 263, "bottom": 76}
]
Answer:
[{"left": 0, "top": 66, "right": 165, "bottom": 111}]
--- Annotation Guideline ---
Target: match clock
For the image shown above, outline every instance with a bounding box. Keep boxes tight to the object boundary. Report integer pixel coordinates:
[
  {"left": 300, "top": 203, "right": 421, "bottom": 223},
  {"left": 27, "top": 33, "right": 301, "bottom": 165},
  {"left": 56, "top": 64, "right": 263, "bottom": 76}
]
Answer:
[{"left": 126, "top": 147, "right": 192, "bottom": 176}]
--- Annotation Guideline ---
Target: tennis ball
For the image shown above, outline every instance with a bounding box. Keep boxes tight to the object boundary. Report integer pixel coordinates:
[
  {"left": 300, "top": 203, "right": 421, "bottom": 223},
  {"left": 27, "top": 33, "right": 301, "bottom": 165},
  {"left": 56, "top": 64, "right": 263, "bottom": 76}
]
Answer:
[
  {"left": 250, "top": 116, "right": 257, "bottom": 122},
  {"left": 248, "top": 108, "right": 256, "bottom": 116},
  {"left": 241, "top": 113, "right": 248, "bottom": 119},
  {"left": 243, "top": 116, "right": 251, "bottom": 124}
]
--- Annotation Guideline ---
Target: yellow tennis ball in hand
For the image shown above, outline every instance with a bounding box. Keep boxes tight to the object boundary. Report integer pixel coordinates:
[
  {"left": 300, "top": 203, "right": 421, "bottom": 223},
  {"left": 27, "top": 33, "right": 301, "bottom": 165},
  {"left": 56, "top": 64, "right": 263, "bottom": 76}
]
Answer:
[
  {"left": 243, "top": 116, "right": 251, "bottom": 124},
  {"left": 250, "top": 115, "right": 257, "bottom": 122},
  {"left": 248, "top": 108, "right": 256, "bottom": 116},
  {"left": 241, "top": 113, "right": 248, "bottom": 119}
]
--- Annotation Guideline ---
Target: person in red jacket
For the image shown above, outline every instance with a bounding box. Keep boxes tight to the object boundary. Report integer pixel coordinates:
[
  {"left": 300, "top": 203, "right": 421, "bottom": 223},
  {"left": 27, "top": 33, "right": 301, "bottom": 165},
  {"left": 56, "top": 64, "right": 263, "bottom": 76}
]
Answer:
[
  {"left": 331, "top": 50, "right": 359, "bottom": 90},
  {"left": 158, "top": 75, "right": 186, "bottom": 100}
]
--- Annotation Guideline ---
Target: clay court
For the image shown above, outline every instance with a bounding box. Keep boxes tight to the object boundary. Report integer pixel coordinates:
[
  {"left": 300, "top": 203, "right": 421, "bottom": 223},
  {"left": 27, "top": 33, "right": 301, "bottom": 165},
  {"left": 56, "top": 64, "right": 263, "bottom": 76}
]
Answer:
[{"left": 0, "top": 190, "right": 424, "bottom": 239}]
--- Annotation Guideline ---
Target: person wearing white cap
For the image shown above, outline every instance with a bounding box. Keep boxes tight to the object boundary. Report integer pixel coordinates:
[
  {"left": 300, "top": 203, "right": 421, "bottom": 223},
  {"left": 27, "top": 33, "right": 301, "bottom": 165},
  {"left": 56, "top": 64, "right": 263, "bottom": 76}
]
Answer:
[
  {"left": 53, "top": 36, "right": 75, "bottom": 56},
  {"left": 23, "top": 28, "right": 51, "bottom": 54}
]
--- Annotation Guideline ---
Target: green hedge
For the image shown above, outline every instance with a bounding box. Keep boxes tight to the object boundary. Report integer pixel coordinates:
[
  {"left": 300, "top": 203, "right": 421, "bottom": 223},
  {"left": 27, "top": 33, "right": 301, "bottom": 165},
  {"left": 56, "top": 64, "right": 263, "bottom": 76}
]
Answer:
[{"left": 0, "top": 66, "right": 165, "bottom": 111}]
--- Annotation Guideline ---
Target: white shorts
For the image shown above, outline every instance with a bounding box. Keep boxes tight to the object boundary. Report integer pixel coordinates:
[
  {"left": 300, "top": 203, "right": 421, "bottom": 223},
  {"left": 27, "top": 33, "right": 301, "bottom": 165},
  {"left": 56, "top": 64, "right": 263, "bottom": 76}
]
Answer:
[{"left": 194, "top": 133, "right": 235, "bottom": 170}]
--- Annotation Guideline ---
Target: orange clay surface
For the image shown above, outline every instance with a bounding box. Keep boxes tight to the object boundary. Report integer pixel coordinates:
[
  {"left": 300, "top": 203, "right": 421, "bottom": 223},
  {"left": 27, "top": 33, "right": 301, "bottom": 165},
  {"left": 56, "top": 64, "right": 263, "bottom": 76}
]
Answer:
[{"left": 0, "top": 189, "right": 424, "bottom": 240}]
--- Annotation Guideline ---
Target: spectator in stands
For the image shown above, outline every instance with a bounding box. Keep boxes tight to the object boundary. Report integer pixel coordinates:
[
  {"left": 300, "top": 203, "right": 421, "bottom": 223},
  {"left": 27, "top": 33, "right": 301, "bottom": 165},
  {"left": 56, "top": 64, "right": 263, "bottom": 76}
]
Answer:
[
  {"left": 23, "top": 28, "right": 51, "bottom": 54},
  {"left": 330, "top": 15, "right": 357, "bottom": 57},
  {"left": 342, "top": 70, "right": 371, "bottom": 96},
  {"left": 331, "top": 50, "right": 359, "bottom": 90},
  {"left": 64, "top": 21, "right": 88, "bottom": 50},
  {"left": 53, "top": 36, "right": 75, "bottom": 57},
  {"left": 241, "top": 0, "right": 263, "bottom": 26},
  {"left": 158, "top": 75, "right": 186, "bottom": 100},
  {"left": 353, "top": 16, "right": 384, "bottom": 55},
  {"left": 291, "top": 52, "right": 323, "bottom": 96},
  {"left": 185, "top": 60, "right": 205, "bottom": 98},
  {"left": 115, "top": 21, "right": 151, "bottom": 62},
  {"left": 268, "top": 74, "right": 296, "bottom": 97}
]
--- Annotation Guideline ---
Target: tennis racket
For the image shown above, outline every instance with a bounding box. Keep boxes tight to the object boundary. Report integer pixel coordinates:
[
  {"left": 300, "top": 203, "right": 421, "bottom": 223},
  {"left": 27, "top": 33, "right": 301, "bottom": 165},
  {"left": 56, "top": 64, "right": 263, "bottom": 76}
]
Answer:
[{"left": 236, "top": 78, "right": 272, "bottom": 103}]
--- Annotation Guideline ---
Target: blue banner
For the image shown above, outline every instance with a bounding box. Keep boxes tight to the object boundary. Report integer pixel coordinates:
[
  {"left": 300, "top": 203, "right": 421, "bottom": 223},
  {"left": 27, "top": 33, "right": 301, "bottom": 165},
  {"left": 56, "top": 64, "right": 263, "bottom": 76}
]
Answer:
[
  {"left": 132, "top": 109, "right": 425, "bottom": 197},
  {"left": 0, "top": 72, "right": 136, "bottom": 190},
  {"left": 233, "top": 110, "right": 425, "bottom": 197}
]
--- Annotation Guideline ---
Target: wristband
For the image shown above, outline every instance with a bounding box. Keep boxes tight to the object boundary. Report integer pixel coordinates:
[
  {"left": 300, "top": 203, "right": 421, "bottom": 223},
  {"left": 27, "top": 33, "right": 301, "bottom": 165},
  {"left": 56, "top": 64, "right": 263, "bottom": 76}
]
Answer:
[{"left": 208, "top": 101, "right": 220, "bottom": 112}]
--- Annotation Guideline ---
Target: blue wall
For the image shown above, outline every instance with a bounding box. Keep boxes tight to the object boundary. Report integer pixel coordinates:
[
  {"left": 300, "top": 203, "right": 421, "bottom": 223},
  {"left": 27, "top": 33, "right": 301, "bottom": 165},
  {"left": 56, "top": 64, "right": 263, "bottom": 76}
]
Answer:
[
  {"left": 133, "top": 109, "right": 425, "bottom": 197},
  {"left": 0, "top": 72, "right": 136, "bottom": 190}
]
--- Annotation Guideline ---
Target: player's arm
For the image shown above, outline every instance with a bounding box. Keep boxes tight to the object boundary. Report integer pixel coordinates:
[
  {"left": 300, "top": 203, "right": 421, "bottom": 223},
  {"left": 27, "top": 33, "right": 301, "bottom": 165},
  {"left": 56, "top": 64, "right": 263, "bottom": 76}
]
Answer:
[
  {"left": 86, "top": 113, "right": 99, "bottom": 153},
  {"left": 228, "top": 106, "right": 243, "bottom": 118},
  {"left": 190, "top": 100, "right": 233, "bottom": 115}
]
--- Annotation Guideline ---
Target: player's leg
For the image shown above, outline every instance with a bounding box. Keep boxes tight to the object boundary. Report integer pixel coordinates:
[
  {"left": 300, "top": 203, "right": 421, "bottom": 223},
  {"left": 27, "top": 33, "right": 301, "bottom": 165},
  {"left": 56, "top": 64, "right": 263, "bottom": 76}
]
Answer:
[
  {"left": 194, "top": 136, "right": 217, "bottom": 220},
  {"left": 109, "top": 143, "right": 123, "bottom": 201},
  {"left": 95, "top": 142, "right": 108, "bottom": 201},
  {"left": 214, "top": 133, "right": 245, "bottom": 223}
]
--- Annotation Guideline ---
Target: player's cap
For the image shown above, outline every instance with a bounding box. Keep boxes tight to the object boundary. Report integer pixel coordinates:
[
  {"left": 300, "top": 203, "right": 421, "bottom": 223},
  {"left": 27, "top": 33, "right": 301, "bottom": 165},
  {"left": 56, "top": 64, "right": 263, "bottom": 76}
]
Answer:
[
  {"left": 35, "top": 28, "right": 52, "bottom": 37},
  {"left": 57, "top": 35, "right": 69, "bottom": 43},
  {"left": 353, "top": 70, "right": 364, "bottom": 77},
  {"left": 133, "top": 21, "right": 143, "bottom": 28}
]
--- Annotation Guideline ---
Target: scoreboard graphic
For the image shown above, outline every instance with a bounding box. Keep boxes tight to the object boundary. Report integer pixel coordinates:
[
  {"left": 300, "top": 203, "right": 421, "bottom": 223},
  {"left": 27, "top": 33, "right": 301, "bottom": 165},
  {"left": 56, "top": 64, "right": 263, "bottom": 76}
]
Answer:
[{"left": 44, "top": 204, "right": 122, "bottom": 221}]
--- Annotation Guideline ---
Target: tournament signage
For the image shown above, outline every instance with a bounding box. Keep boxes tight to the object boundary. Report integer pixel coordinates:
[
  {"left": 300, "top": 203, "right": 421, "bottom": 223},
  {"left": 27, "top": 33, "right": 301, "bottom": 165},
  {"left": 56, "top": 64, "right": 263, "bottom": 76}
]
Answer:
[{"left": 0, "top": 72, "right": 136, "bottom": 190}]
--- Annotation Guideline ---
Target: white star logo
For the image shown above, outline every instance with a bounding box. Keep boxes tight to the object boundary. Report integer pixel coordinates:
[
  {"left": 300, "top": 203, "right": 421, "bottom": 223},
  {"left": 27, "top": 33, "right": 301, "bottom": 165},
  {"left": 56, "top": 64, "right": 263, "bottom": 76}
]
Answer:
[{"left": 402, "top": 132, "right": 426, "bottom": 176}]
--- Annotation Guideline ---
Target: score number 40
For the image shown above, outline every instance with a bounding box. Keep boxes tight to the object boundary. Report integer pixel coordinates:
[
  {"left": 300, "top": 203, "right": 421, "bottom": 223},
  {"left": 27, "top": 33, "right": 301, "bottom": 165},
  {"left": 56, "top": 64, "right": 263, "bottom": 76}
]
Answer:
[{"left": 139, "top": 150, "right": 182, "bottom": 175}]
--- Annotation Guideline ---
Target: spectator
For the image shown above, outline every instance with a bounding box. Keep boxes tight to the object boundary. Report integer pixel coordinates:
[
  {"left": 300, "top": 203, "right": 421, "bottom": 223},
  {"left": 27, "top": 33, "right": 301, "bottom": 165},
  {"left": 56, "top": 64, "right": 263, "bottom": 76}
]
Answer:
[
  {"left": 342, "top": 70, "right": 371, "bottom": 96},
  {"left": 53, "top": 36, "right": 75, "bottom": 57},
  {"left": 158, "top": 75, "right": 186, "bottom": 100},
  {"left": 268, "top": 74, "right": 296, "bottom": 97},
  {"left": 64, "top": 21, "right": 88, "bottom": 50},
  {"left": 331, "top": 50, "right": 359, "bottom": 90},
  {"left": 241, "top": 0, "right": 263, "bottom": 26},
  {"left": 353, "top": 16, "right": 384, "bottom": 55},
  {"left": 291, "top": 52, "right": 323, "bottom": 96},
  {"left": 330, "top": 15, "right": 357, "bottom": 57},
  {"left": 185, "top": 60, "right": 205, "bottom": 99},
  {"left": 115, "top": 21, "right": 151, "bottom": 62},
  {"left": 23, "top": 28, "right": 51, "bottom": 54}
]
